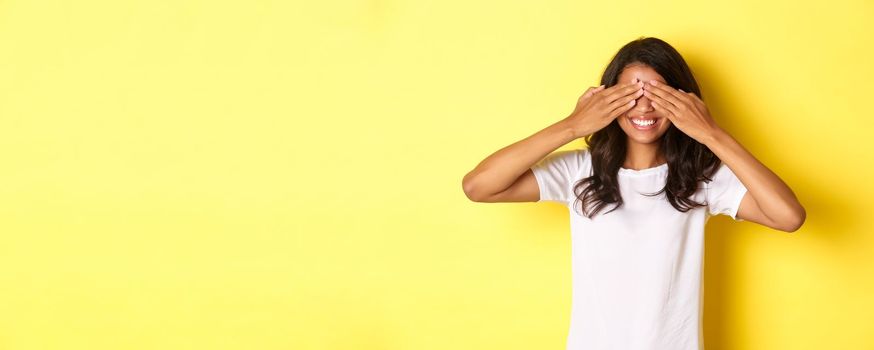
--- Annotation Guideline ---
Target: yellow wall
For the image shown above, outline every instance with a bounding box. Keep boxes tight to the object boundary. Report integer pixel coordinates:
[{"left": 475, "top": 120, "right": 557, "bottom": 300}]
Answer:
[{"left": 1, "top": 0, "right": 871, "bottom": 349}]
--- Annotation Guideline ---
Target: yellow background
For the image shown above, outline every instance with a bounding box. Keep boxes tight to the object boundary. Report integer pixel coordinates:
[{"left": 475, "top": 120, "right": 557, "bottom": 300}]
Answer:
[{"left": 1, "top": 0, "right": 872, "bottom": 349}]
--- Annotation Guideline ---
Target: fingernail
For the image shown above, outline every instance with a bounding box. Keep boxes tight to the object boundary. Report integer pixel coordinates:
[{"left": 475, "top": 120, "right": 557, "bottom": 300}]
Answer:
[{"left": 650, "top": 80, "right": 658, "bottom": 85}]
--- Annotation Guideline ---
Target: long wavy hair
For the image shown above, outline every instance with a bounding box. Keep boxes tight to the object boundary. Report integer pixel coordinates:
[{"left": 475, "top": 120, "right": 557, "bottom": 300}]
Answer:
[{"left": 572, "top": 37, "right": 721, "bottom": 219}]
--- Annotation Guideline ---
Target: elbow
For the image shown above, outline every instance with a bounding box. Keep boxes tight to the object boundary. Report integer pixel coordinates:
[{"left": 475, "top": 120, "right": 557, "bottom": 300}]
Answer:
[
  {"left": 462, "top": 174, "right": 483, "bottom": 202},
  {"left": 782, "top": 207, "right": 807, "bottom": 233}
]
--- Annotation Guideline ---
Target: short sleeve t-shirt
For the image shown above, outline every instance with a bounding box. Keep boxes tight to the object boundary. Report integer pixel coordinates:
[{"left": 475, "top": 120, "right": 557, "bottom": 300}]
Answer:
[{"left": 530, "top": 148, "right": 748, "bottom": 350}]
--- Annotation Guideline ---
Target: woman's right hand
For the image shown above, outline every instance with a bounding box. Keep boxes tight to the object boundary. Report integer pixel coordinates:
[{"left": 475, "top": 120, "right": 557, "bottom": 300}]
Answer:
[{"left": 564, "top": 78, "right": 645, "bottom": 138}]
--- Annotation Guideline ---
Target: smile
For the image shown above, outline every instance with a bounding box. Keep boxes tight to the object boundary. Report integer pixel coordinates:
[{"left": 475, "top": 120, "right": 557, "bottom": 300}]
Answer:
[{"left": 630, "top": 117, "right": 659, "bottom": 130}]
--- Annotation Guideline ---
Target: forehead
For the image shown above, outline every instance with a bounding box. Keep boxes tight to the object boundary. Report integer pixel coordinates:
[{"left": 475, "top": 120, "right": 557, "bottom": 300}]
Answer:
[{"left": 618, "top": 63, "right": 666, "bottom": 83}]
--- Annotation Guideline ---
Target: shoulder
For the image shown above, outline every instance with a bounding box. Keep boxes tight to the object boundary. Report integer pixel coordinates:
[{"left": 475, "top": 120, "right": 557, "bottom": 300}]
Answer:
[
  {"left": 530, "top": 148, "right": 592, "bottom": 184},
  {"left": 536, "top": 148, "right": 590, "bottom": 172},
  {"left": 702, "top": 161, "right": 746, "bottom": 201},
  {"left": 703, "top": 161, "right": 736, "bottom": 187},
  {"left": 701, "top": 161, "right": 748, "bottom": 219}
]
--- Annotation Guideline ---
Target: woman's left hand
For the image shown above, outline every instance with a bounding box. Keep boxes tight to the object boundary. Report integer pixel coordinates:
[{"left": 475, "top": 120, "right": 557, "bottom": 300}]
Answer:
[{"left": 643, "top": 80, "right": 722, "bottom": 144}]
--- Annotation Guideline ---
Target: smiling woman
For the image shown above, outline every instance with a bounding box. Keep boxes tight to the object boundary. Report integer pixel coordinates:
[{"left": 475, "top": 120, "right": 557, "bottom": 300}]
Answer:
[
  {"left": 576, "top": 38, "right": 715, "bottom": 219},
  {"left": 462, "top": 36, "right": 806, "bottom": 350}
]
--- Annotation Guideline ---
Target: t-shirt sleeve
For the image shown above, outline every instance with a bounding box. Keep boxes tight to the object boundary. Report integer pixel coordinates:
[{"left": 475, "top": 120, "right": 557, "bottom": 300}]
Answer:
[
  {"left": 705, "top": 162, "right": 749, "bottom": 221},
  {"left": 530, "top": 149, "right": 583, "bottom": 206}
]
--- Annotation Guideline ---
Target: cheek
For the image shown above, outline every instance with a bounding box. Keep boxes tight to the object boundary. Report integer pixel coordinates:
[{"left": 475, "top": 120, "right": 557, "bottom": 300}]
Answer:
[
  {"left": 660, "top": 119, "right": 673, "bottom": 134},
  {"left": 620, "top": 118, "right": 632, "bottom": 128}
]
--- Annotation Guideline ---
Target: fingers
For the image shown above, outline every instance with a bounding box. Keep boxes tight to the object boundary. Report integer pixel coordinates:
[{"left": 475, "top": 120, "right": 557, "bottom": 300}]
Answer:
[
  {"left": 608, "top": 97, "right": 638, "bottom": 119},
  {"left": 643, "top": 80, "right": 685, "bottom": 109},
  {"left": 584, "top": 85, "right": 605, "bottom": 99},
  {"left": 580, "top": 85, "right": 605, "bottom": 102},
  {"left": 650, "top": 98, "right": 675, "bottom": 119},
  {"left": 644, "top": 86, "right": 675, "bottom": 112},
  {"left": 679, "top": 88, "right": 704, "bottom": 104},
  {"left": 604, "top": 80, "right": 644, "bottom": 103},
  {"left": 607, "top": 86, "right": 644, "bottom": 112},
  {"left": 601, "top": 80, "right": 637, "bottom": 95},
  {"left": 648, "top": 91, "right": 679, "bottom": 117},
  {"left": 606, "top": 84, "right": 644, "bottom": 117}
]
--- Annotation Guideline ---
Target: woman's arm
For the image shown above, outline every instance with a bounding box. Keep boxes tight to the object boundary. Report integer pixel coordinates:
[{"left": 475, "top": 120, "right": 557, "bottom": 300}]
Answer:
[
  {"left": 643, "top": 79, "right": 806, "bottom": 232},
  {"left": 462, "top": 81, "right": 644, "bottom": 202},
  {"left": 703, "top": 129, "right": 807, "bottom": 232},
  {"left": 461, "top": 119, "right": 578, "bottom": 203}
]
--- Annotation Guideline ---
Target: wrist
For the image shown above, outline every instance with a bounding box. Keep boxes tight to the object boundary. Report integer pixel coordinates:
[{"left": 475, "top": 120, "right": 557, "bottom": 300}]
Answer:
[
  {"left": 703, "top": 126, "right": 730, "bottom": 148},
  {"left": 556, "top": 119, "right": 583, "bottom": 142}
]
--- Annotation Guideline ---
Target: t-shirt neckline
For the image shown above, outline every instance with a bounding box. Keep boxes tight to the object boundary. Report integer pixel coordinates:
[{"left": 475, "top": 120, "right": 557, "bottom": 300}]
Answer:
[{"left": 618, "top": 162, "right": 668, "bottom": 175}]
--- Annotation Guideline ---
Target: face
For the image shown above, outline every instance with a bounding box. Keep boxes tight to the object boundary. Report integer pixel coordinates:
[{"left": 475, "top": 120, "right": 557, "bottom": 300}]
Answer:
[{"left": 615, "top": 63, "right": 672, "bottom": 144}]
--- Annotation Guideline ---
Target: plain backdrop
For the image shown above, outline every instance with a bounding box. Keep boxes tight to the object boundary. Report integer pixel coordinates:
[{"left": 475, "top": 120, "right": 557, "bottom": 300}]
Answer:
[{"left": 0, "top": 0, "right": 872, "bottom": 349}]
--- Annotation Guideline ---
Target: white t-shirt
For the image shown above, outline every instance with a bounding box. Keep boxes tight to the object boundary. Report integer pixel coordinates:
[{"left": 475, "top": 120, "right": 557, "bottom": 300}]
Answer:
[{"left": 530, "top": 148, "right": 748, "bottom": 350}]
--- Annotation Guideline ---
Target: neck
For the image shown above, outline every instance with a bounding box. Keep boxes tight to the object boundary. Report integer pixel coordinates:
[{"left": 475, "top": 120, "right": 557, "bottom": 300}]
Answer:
[{"left": 624, "top": 141, "right": 666, "bottom": 170}]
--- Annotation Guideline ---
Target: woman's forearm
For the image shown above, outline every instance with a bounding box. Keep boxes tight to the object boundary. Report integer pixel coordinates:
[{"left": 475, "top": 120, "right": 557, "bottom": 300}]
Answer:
[
  {"left": 703, "top": 128, "right": 806, "bottom": 228},
  {"left": 463, "top": 118, "right": 581, "bottom": 199}
]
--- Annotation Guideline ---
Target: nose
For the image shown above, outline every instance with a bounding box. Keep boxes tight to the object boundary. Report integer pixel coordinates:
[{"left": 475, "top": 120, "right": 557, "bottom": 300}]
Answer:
[{"left": 632, "top": 93, "right": 655, "bottom": 113}]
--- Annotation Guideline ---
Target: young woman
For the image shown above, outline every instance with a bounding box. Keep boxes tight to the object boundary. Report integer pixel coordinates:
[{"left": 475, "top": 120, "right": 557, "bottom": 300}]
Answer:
[{"left": 461, "top": 37, "right": 806, "bottom": 349}]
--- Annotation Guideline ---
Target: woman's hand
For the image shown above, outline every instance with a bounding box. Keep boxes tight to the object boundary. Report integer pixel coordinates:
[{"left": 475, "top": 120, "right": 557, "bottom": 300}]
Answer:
[
  {"left": 564, "top": 79, "right": 645, "bottom": 138},
  {"left": 643, "top": 80, "right": 723, "bottom": 144}
]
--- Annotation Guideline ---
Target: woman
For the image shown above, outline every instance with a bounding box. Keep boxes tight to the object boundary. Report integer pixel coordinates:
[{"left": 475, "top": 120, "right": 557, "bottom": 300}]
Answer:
[{"left": 461, "top": 37, "right": 806, "bottom": 349}]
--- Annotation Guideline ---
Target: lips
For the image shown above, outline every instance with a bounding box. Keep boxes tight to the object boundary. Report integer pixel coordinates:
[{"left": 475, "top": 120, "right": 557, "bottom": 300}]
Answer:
[{"left": 629, "top": 115, "right": 659, "bottom": 130}]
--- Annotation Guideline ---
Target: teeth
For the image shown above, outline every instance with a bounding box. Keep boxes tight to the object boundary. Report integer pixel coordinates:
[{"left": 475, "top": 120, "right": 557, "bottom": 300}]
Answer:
[{"left": 632, "top": 119, "right": 655, "bottom": 126}]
